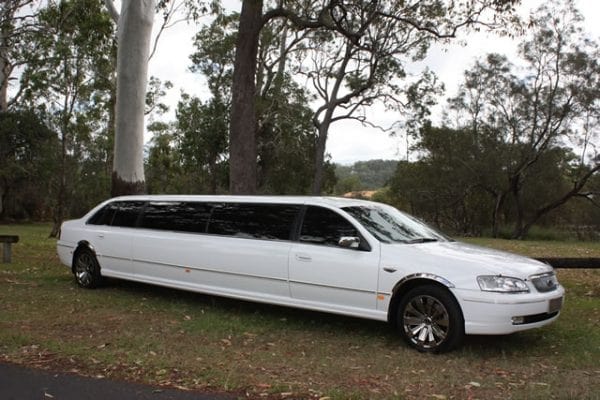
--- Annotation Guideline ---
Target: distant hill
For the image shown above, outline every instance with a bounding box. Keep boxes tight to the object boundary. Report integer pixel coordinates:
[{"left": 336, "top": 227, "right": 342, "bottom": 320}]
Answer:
[{"left": 334, "top": 159, "right": 397, "bottom": 193}]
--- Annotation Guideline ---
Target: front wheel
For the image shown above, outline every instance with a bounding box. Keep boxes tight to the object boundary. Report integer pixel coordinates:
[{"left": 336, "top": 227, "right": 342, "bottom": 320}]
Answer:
[
  {"left": 73, "top": 247, "right": 102, "bottom": 289},
  {"left": 397, "top": 285, "right": 464, "bottom": 353}
]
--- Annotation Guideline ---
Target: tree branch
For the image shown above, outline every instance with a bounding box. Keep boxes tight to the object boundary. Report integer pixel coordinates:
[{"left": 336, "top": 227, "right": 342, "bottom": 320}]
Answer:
[{"left": 104, "top": 0, "right": 119, "bottom": 23}]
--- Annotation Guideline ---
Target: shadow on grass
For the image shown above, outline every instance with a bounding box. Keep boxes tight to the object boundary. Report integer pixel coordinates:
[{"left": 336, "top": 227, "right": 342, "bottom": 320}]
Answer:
[
  {"left": 94, "top": 277, "right": 558, "bottom": 358},
  {"left": 102, "top": 277, "right": 395, "bottom": 338}
]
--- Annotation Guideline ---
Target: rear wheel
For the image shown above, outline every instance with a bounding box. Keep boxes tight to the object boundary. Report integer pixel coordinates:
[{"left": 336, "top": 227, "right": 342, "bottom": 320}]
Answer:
[
  {"left": 73, "top": 247, "right": 102, "bottom": 288},
  {"left": 397, "top": 285, "right": 463, "bottom": 353}
]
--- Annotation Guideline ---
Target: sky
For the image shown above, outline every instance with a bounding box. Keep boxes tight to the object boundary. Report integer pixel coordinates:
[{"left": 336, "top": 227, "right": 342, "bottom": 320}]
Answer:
[{"left": 147, "top": 0, "right": 600, "bottom": 165}]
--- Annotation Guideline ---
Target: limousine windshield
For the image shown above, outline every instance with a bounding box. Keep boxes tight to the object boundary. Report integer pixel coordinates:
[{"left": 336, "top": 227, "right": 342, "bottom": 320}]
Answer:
[{"left": 342, "top": 205, "right": 450, "bottom": 244}]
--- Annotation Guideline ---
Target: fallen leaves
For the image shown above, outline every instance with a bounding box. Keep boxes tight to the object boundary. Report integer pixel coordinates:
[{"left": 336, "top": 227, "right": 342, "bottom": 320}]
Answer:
[{"left": 256, "top": 383, "right": 271, "bottom": 389}]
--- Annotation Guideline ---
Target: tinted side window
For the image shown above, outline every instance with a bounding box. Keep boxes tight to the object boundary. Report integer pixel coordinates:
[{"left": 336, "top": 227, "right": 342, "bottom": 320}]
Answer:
[
  {"left": 300, "top": 206, "right": 358, "bottom": 247},
  {"left": 208, "top": 203, "right": 300, "bottom": 240},
  {"left": 140, "top": 202, "right": 212, "bottom": 233},
  {"left": 87, "top": 203, "right": 116, "bottom": 225},
  {"left": 111, "top": 201, "right": 145, "bottom": 227}
]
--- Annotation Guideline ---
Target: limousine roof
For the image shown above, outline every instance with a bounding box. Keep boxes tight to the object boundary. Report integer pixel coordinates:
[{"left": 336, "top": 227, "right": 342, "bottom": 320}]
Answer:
[{"left": 108, "top": 195, "right": 376, "bottom": 209}]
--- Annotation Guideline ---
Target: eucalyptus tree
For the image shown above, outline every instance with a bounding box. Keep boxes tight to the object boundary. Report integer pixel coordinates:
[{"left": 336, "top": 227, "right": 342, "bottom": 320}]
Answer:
[
  {"left": 189, "top": 11, "right": 323, "bottom": 194},
  {"left": 297, "top": 18, "right": 441, "bottom": 194},
  {"left": 104, "top": 0, "right": 219, "bottom": 196},
  {"left": 21, "top": 0, "right": 115, "bottom": 236},
  {"left": 104, "top": 0, "right": 155, "bottom": 196},
  {"left": 447, "top": 0, "right": 600, "bottom": 238},
  {"left": 0, "top": 0, "right": 42, "bottom": 111},
  {"left": 227, "top": 0, "right": 520, "bottom": 194}
]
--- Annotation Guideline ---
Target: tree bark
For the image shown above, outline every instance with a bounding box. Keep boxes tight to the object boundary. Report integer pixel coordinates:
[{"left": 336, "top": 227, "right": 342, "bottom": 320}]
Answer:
[
  {"left": 229, "top": 0, "right": 262, "bottom": 195},
  {"left": 0, "top": 15, "right": 11, "bottom": 112},
  {"left": 50, "top": 107, "right": 68, "bottom": 238},
  {"left": 491, "top": 192, "right": 505, "bottom": 238},
  {"left": 510, "top": 174, "right": 525, "bottom": 239},
  {"left": 111, "top": 0, "right": 155, "bottom": 197},
  {"left": 311, "top": 121, "right": 330, "bottom": 195}
]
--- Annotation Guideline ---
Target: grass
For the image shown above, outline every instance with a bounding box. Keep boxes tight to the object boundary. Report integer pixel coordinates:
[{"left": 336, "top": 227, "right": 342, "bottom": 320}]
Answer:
[
  {"left": 0, "top": 223, "right": 599, "bottom": 399},
  {"left": 462, "top": 237, "right": 600, "bottom": 258}
]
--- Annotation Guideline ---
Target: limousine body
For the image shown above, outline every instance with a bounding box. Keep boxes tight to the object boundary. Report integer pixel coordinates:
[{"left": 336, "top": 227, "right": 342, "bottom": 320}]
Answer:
[{"left": 57, "top": 195, "right": 564, "bottom": 352}]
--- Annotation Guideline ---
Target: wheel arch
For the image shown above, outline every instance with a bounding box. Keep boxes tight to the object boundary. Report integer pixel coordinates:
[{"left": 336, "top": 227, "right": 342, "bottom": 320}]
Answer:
[
  {"left": 387, "top": 273, "right": 461, "bottom": 326},
  {"left": 71, "top": 241, "right": 97, "bottom": 274}
]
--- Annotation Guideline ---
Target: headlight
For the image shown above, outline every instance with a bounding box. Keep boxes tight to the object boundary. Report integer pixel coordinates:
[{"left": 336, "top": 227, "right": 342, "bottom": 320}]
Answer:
[{"left": 477, "top": 275, "right": 529, "bottom": 293}]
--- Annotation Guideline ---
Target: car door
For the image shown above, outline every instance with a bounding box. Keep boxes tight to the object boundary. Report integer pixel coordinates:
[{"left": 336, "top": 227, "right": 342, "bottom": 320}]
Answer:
[
  {"left": 288, "top": 206, "right": 380, "bottom": 313},
  {"left": 200, "top": 203, "right": 299, "bottom": 298},
  {"left": 85, "top": 201, "right": 143, "bottom": 277},
  {"left": 132, "top": 201, "right": 213, "bottom": 286},
  {"left": 132, "top": 202, "right": 299, "bottom": 300}
]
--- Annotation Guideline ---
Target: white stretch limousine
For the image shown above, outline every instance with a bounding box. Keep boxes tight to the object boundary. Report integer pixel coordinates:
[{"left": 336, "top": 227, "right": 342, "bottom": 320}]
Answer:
[{"left": 57, "top": 196, "right": 564, "bottom": 352}]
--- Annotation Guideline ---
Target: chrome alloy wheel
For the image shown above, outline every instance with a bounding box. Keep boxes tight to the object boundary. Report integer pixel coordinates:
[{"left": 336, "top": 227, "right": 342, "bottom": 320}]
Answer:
[
  {"left": 74, "top": 251, "right": 95, "bottom": 287},
  {"left": 402, "top": 294, "right": 450, "bottom": 349}
]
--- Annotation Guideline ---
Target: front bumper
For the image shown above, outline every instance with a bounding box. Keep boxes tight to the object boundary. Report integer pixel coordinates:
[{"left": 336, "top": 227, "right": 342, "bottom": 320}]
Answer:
[{"left": 452, "top": 285, "right": 565, "bottom": 335}]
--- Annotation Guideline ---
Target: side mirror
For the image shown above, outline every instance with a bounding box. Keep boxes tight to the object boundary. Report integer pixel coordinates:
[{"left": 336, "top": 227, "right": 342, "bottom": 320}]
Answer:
[{"left": 338, "top": 236, "right": 360, "bottom": 249}]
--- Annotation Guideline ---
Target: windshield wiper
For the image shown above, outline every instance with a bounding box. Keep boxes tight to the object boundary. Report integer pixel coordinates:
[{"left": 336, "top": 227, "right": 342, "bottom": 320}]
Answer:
[{"left": 406, "top": 237, "right": 439, "bottom": 244}]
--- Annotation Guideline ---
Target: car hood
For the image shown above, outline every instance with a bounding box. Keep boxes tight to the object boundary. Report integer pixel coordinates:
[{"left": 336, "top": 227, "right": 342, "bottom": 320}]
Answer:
[{"left": 380, "top": 240, "right": 553, "bottom": 288}]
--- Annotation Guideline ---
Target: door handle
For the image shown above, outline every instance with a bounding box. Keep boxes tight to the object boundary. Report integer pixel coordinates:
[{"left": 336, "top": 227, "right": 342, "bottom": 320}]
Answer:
[
  {"left": 295, "top": 254, "right": 312, "bottom": 262},
  {"left": 97, "top": 234, "right": 104, "bottom": 239}
]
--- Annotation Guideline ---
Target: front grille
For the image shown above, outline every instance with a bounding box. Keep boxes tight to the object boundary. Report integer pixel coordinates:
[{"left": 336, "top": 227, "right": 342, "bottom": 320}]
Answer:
[{"left": 531, "top": 272, "right": 558, "bottom": 292}]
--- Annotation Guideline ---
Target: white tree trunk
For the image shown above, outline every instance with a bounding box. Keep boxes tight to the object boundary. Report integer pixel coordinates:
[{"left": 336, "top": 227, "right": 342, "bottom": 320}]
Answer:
[{"left": 111, "top": 0, "right": 155, "bottom": 196}]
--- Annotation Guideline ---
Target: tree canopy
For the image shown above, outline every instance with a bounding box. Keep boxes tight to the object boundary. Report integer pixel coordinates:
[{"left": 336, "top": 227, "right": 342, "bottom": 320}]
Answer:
[
  {"left": 1, "top": 0, "right": 597, "bottom": 240},
  {"left": 388, "top": 0, "right": 599, "bottom": 238}
]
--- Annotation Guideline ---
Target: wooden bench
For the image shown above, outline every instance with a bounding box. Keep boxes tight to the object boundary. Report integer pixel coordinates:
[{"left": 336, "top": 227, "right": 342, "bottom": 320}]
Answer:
[{"left": 0, "top": 235, "right": 19, "bottom": 263}]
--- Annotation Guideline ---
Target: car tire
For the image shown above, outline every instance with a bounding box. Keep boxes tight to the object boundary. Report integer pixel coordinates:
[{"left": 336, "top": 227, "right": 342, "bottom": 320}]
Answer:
[
  {"left": 73, "top": 247, "right": 102, "bottom": 289},
  {"left": 397, "top": 284, "right": 464, "bottom": 353}
]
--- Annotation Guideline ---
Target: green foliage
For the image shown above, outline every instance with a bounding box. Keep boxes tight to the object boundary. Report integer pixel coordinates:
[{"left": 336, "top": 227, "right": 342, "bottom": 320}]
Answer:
[
  {"left": 334, "top": 160, "right": 397, "bottom": 193},
  {"left": 145, "top": 127, "right": 185, "bottom": 194},
  {"left": 178, "top": 10, "right": 325, "bottom": 195},
  {"left": 388, "top": 124, "right": 594, "bottom": 237},
  {"left": 145, "top": 94, "right": 230, "bottom": 195},
  {"left": 15, "top": 0, "right": 116, "bottom": 226},
  {"left": 177, "top": 94, "right": 229, "bottom": 193},
  {"left": 387, "top": 1, "right": 600, "bottom": 238},
  {"left": 257, "top": 71, "right": 321, "bottom": 194},
  {"left": 146, "top": 77, "right": 173, "bottom": 116},
  {"left": 189, "top": 12, "right": 237, "bottom": 101},
  {"left": 0, "top": 110, "right": 57, "bottom": 220},
  {"left": 335, "top": 175, "right": 362, "bottom": 195}
]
